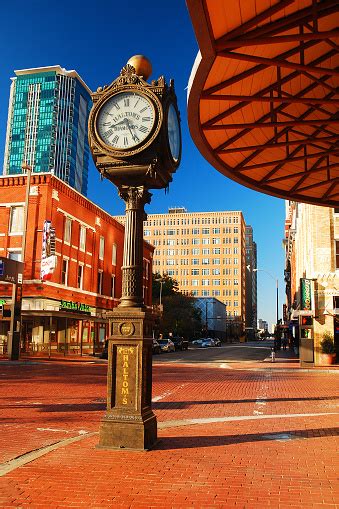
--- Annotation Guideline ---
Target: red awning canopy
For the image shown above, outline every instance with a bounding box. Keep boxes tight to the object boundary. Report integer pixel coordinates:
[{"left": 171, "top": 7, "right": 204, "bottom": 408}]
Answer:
[{"left": 187, "top": 0, "right": 339, "bottom": 206}]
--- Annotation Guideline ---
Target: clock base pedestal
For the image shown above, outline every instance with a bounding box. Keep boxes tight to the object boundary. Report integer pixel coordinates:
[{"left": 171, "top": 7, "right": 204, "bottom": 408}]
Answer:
[{"left": 98, "top": 307, "right": 157, "bottom": 451}]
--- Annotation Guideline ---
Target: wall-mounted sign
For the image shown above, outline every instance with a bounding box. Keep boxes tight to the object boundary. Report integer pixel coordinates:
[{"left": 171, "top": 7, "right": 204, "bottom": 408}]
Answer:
[
  {"left": 60, "top": 300, "right": 91, "bottom": 315},
  {"left": 0, "top": 257, "right": 24, "bottom": 284},
  {"left": 300, "top": 278, "right": 313, "bottom": 311},
  {"left": 40, "top": 220, "right": 56, "bottom": 281}
]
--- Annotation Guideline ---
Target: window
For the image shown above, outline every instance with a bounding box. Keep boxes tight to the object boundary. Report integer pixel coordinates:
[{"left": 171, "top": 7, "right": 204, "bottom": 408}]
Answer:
[
  {"left": 202, "top": 279, "right": 209, "bottom": 286},
  {"left": 202, "top": 268, "right": 210, "bottom": 275},
  {"left": 212, "top": 268, "right": 220, "bottom": 275},
  {"left": 99, "top": 236, "right": 105, "bottom": 260},
  {"left": 192, "top": 238, "right": 200, "bottom": 245},
  {"left": 202, "top": 238, "right": 210, "bottom": 245},
  {"left": 8, "top": 250, "right": 22, "bottom": 261},
  {"left": 167, "top": 259, "right": 175, "bottom": 265},
  {"left": 192, "top": 279, "right": 199, "bottom": 286},
  {"left": 191, "top": 290, "right": 198, "bottom": 296},
  {"left": 202, "top": 258, "right": 209, "bottom": 265},
  {"left": 167, "top": 249, "right": 175, "bottom": 256},
  {"left": 336, "top": 241, "right": 339, "bottom": 269},
  {"left": 202, "top": 290, "right": 210, "bottom": 296},
  {"left": 167, "top": 229, "right": 176, "bottom": 235},
  {"left": 112, "top": 243, "right": 117, "bottom": 265},
  {"left": 77, "top": 264, "right": 83, "bottom": 289},
  {"left": 202, "top": 248, "right": 210, "bottom": 255},
  {"left": 234, "top": 301, "right": 238, "bottom": 307},
  {"left": 202, "top": 228, "right": 210, "bottom": 235},
  {"left": 64, "top": 217, "right": 72, "bottom": 244},
  {"left": 97, "top": 270, "right": 103, "bottom": 294},
  {"left": 234, "top": 268, "right": 238, "bottom": 275},
  {"left": 212, "top": 279, "right": 220, "bottom": 285},
  {"left": 192, "top": 258, "right": 199, "bottom": 265},
  {"left": 212, "top": 258, "right": 220, "bottom": 265},
  {"left": 234, "top": 279, "right": 239, "bottom": 285},
  {"left": 144, "top": 229, "right": 151, "bottom": 236},
  {"left": 191, "top": 268, "right": 199, "bottom": 275},
  {"left": 213, "top": 248, "right": 220, "bottom": 254},
  {"left": 79, "top": 225, "right": 86, "bottom": 251},
  {"left": 192, "top": 248, "right": 200, "bottom": 255},
  {"left": 213, "top": 228, "right": 220, "bottom": 234},
  {"left": 61, "top": 259, "right": 68, "bottom": 285},
  {"left": 167, "top": 239, "right": 175, "bottom": 245},
  {"left": 212, "top": 238, "right": 220, "bottom": 244},
  {"left": 9, "top": 206, "right": 24, "bottom": 233},
  {"left": 192, "top": 228, "right": 200, "bottom": 235},
  {"left": 212, "top": 290, "right": 220, "bottom": 296}
]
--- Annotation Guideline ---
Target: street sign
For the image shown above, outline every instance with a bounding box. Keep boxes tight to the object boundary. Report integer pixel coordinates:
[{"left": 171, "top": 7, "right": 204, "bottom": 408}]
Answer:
[{"left": 0, "top": 257, "right": 24, "bottom": 284}]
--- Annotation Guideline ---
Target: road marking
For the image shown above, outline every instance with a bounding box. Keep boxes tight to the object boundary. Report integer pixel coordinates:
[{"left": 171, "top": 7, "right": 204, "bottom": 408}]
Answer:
[
  {"left": 0, "top": 432, "right": 97, "bottom": 477},
  {"left": 36, "top": 428, "right": 89, "bottom": 435},
  {"left": 152, "top": 384, "right": 187, "bottom": 402},
  {"left": 158, "top": 412, "right": 339, "bottom": 429}
]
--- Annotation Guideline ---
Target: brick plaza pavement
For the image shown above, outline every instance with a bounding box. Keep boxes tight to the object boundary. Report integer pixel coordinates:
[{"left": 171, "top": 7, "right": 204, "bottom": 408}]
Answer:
[{"left": 0, "top": 351, "right": 338, "bottom": 508}]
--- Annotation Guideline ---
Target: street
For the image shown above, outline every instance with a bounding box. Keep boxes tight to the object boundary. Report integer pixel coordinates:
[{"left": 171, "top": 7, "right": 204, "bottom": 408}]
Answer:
[
  {"left": 0, "top": 349, "right": 338, "bottom": 508},
  {"left": 153, "top": 340, "right": 274, "bottom": 365}
]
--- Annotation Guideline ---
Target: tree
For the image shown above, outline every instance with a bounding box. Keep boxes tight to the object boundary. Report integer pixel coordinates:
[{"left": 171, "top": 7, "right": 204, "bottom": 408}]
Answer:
[{"left": 152, "top": 273, "right": 202, "bottom": 338}]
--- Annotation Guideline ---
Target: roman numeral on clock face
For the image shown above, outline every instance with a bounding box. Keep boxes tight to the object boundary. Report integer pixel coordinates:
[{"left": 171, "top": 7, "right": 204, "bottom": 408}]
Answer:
[
  {"left": 139, "top": 125, "right": 148, "bottom": 133},
  {"left": 140, "top": 107, "right": 148, "bottom": 113},
  {"left": 142, "top": 117, "right": 150, "bottom": 122},
  {"left": 112, "top": 135, "right": 119, "bottom": 145},
  {"left": 105, "top": 129, "right": 114, "bottom": 138},
  {"left": 124, "top": 98, "right": 129, "bottom": 107},
  {"left": 124, "top": 136, "right": 128, "bottom": 146}
]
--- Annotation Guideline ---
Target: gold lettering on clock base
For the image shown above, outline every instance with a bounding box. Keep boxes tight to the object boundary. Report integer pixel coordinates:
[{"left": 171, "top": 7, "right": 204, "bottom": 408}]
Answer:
[{"left": 116, "top": 347, "right": 136, "bottom": 407}]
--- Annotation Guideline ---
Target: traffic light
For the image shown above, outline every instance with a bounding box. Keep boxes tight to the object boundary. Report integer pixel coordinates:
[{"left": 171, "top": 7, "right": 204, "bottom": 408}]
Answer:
[{"left": 301, "top": 316, "right": 313, "bottom": 326}]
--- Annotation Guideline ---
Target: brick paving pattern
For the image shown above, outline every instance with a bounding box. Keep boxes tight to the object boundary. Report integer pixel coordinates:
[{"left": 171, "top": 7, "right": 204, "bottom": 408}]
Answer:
[{"left": 0, "top": 352, "right": 338, "bottom": 508}]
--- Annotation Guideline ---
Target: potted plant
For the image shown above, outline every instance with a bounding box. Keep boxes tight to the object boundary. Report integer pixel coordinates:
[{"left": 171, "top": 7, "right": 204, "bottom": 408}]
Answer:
[{"left": 319, "top": 331, "right": 336, "bottom": 365}]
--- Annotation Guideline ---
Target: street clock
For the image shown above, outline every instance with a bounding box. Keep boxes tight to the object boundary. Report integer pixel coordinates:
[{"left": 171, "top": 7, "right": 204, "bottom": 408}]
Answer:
[{"left": 88, "top": 56, "right": 181, "bottom": 189}]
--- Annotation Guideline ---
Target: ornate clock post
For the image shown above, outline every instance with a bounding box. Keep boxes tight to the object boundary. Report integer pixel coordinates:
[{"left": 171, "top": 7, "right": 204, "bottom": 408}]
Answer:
[{"left": 88, "top": 56, "right": 181, "bottom": 450}]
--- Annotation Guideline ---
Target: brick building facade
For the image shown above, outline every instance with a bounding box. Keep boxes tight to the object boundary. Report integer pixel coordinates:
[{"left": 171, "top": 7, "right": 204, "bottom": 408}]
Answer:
[
  {"left": 284, "top": 202, "right": 339, "bottom": 364},
  {"left": 0, "top": 173, "right": 153, "bottom": 355}
]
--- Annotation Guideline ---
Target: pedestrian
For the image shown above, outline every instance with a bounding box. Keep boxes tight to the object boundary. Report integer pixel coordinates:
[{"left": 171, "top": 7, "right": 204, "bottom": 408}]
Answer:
[
  {"left": 282, "top": 335, "right": 288, "bottom": 350},
  {"left": 271, "top": 346, "right": 276, "bottom": 362}
]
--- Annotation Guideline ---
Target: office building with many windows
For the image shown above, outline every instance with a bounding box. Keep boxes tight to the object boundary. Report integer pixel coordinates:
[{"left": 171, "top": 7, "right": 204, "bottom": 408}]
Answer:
[
  {"left": 115, "top": 207, "right": 250, "bottom": 335},
  {"left": 3, "top": 66, "right": 92, "bottom": 196},
  {"left": 245, "top": 225, "right": 257, "bottom": 338}
]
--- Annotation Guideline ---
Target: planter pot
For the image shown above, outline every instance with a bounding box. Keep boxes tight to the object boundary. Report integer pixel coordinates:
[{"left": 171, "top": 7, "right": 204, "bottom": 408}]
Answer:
[{"left": 319, "top": 353, "right": 336, "bottom": 365}]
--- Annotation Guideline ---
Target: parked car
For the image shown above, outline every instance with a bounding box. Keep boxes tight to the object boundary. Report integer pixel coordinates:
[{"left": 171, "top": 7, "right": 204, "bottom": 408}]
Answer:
[
  {"left": 213, "top": 337, "right": 222, "bottom": 347},
  {"left": 158, "top": 338, "right": 175, "bottom": 353},
  {"left": 200, "top": 338, "right": 215, "bottom": 348},
  {"left": 192, "top": 339, "right": 204, "bottom": 346},
  {"left": 152, "top": 339, "right": 161, "bottom": 354},
  {"left": 170, "top": 336, "right": 189, "bottom": 351}
]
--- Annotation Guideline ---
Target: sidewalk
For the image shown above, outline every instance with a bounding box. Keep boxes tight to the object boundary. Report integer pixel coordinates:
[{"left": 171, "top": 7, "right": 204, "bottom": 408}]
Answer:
[{"left": 0, "top": 356, "right": 338, "bottom": 508}]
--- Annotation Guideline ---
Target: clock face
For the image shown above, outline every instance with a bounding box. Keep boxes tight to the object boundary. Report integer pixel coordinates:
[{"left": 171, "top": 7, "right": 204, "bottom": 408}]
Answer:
[
  {"left": 96, "top": 92, "right": 155, "bottom": 150},
  {"left": 167, "top": 103, "right": 180, "bottom": 161}
]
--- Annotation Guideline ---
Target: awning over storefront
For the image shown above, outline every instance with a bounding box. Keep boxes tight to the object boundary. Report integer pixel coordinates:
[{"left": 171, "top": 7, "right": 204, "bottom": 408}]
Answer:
[{"left": 187, "top": 0, "right": 339, "bottom": 206}]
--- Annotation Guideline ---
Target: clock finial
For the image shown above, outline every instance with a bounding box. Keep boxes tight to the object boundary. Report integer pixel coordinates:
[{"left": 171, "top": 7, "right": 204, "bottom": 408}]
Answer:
[{"left": 127, "top": 55, "right": 152, "bottom": 80}]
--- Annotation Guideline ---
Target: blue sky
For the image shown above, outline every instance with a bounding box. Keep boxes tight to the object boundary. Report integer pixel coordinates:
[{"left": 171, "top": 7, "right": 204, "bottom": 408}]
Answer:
[{"left": 0, "top": 0, "right": 286, "bottom": 329}]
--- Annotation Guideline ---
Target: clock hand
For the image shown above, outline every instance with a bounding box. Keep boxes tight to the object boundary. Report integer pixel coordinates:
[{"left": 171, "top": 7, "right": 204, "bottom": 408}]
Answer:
[{"left": 124, "top": 118, "right": 140, "bottom": 143}]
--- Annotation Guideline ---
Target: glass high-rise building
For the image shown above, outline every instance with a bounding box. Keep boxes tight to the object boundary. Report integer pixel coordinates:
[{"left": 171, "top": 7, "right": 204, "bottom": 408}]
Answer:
[{"left": 3, "top": 66, "right": 92, "bottom": 196}]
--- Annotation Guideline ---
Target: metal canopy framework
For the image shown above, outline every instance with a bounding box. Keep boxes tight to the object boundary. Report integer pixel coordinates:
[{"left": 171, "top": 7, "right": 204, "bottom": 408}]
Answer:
[{"left": 187, "top": 0, "right": 339, "bottom": 206}]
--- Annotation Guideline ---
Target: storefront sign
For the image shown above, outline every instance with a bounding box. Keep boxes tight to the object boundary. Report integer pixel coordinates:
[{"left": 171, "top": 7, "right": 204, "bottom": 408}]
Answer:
[
  {"left": 40, "top": 220, "right": 56, "bottom": 281},
  {"left": 300, "top": 278, "right": 313, "bottom": 311},
  {"left": 60, "top": 300, "right": 91, "bottom": 314}
]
